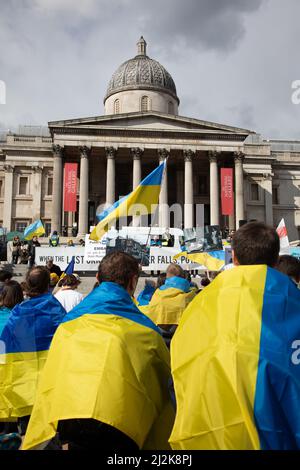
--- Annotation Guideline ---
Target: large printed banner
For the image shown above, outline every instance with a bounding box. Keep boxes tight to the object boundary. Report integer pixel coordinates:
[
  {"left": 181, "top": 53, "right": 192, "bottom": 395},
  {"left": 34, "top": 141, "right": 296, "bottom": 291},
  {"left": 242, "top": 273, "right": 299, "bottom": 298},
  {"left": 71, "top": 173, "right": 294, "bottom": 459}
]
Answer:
[
  {"left": 35, "top": 246, "right": 202, "bottom": 271},
  {"left": 221, "top": 168, "right": 234, "bottom": 216},
  {"left": 64, "top": 163, "right": 78, "bottom": 212}
]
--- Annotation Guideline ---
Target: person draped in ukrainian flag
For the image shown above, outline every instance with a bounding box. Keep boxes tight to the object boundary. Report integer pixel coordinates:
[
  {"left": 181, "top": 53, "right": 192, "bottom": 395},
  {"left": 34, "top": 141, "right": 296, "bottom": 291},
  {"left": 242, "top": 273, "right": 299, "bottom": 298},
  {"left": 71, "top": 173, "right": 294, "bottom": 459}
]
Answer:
[
  {"left": 170, "top": 222, "right": 300, "bottom": 450},
  {"left": 0, "top": 267, "right": 66, "bottom": 433},
  {"left": 22, "top": 252, "right": 174, "bottom": 451},
  {"left": 139, "top": 263, "right": 197, "bottom": 331}
]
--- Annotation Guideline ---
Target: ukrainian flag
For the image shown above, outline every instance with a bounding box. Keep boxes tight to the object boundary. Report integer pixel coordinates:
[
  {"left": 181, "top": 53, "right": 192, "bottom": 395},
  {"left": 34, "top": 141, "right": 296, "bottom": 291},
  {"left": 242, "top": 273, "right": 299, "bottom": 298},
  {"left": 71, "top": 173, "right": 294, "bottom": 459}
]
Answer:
[
  {"left": 174, "top": 250, "right": 225, "bottom": 271},
  {"left": 24, "top": 219, "right": 45, "bottom": 241},
  {"left": 0, "top": 294, "right": 66, "bottom": 420},
  {"left": 22, "top": 282, "right": 174, "bottom": 450},
  {"left": 90, "top": 161, "right": 166, "bottom": 241},
  {"left": 140, "top": 276, "right": 197, "bottom": 326},
  {"left": 170, "top": 265, "right": 300, "bottom": 450}
]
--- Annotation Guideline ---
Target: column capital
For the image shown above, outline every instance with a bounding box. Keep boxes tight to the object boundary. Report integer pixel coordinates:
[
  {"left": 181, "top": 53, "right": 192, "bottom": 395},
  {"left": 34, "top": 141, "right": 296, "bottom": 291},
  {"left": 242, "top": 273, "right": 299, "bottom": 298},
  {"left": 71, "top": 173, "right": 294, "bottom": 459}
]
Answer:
[
  {"left": 234, "top": 151, "right": 245, "bottom": 163},
  {"left": 79, "top": 145, "right": 91, "bottom": 158},
  {"left": 208, "top": 150, "right": 219, "bottom": 163},
  {"left": 52, "top": 144, "right": 64, "bottom": 157},
  {"left": 130, "top": 147, "right": 144, "bottom": 160},
  {"left": 105, "top": 146, "right": 117, "bottom": 159},
  {"left": 4, "top": 164, "right": 14, "bottom": 173},
  {"left": 183, "top": 149, "right": 195, "bottom": 162},
  {"left": 31, "top": 165, "right": 43, "bottom": 173},
  {"left": 158, "top": 148, "right": 169, "bottom": 162}
]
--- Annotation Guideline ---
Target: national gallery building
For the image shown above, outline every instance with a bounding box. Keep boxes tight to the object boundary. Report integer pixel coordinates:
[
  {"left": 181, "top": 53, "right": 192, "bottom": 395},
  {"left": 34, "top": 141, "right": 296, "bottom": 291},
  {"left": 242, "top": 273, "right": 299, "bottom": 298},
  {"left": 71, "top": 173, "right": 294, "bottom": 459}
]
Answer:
[{"left": 1, "top": 37, "right": 300, "bottom": 239}]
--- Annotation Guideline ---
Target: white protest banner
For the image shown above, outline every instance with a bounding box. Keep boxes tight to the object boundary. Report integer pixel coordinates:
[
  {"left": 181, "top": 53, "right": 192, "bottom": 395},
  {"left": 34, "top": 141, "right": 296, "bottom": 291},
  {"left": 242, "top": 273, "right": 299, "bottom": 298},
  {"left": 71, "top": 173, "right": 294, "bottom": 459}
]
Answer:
[
  {"left": 84, "top": 234, "right": 107, "bottom": 264},
  {"left": 35, "top": 247, "right": 100, "bottom": 271},
  {"left": 145, "top": 247, "right": 202, "bottom": 271}
]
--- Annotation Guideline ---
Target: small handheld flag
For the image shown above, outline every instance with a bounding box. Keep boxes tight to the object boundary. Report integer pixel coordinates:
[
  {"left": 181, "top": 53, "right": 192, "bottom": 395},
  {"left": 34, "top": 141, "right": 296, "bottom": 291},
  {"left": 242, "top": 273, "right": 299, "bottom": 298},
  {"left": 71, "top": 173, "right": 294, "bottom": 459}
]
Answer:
[
  {"left": 65, "top": 256, "right": 75, "bottom": 275},
  {"left": 24, "top": 219, "right": 45, "bottom": 241},
  {"left": 90, "top": 161, "right": 166, "bottom": 241},
  {"left": 276, "top": 218, "right": 289, "bottom": 254}
]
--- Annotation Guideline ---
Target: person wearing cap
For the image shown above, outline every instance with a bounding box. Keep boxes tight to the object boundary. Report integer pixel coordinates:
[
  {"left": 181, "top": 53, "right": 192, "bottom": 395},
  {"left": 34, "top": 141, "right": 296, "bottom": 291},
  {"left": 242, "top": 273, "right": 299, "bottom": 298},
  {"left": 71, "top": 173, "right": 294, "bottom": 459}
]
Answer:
[
  {"left": 54, "top": 274, "right": 84, "bottom": 313},
  {"left": 49, "top": 273, "right": 59, "bottom": 293}
]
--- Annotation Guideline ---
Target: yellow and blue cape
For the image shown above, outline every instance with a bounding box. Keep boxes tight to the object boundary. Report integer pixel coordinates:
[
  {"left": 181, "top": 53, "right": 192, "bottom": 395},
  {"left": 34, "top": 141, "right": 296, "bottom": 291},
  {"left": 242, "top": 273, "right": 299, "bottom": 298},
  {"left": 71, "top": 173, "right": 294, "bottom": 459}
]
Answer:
[
  {"left": 170, "top": 265, "right": 300, "bottom": 450},
  {"left": 140, "top": 276, "right": 197, "bottom": 326},
  {"left": 91, "top": 161, "right": 166, "bottom": 241},
  {"left": 137, "top": 284, "right": 156, "bottom": 306},
  {"left": 0, "top": 294, "right": 66, "bottom": 419},
  {"left": 22, "top": 281, "right": 174, "bottom": 450}
]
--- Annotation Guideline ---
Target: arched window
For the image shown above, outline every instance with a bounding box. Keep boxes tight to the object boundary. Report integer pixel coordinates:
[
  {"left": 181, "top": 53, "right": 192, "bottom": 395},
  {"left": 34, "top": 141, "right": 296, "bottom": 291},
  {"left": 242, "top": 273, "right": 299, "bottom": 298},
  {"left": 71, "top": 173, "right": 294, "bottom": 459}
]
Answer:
[
  {"left": 141, "top": 95, "right": 149, "bottom": 112},
  {"left": 168, "top": 101, "right": 174, "bottom": 114},
  {"left": 114, "top": 99, "right": 120, "bottom": 114}
]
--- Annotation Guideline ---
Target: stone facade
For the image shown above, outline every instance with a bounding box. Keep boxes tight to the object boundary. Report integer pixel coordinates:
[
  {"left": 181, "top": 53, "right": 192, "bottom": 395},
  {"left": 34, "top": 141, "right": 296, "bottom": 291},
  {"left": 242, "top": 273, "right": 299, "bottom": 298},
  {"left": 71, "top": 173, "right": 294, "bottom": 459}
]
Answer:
[{"left": 1, "top": 39, "right": 300, "bottom": 240}]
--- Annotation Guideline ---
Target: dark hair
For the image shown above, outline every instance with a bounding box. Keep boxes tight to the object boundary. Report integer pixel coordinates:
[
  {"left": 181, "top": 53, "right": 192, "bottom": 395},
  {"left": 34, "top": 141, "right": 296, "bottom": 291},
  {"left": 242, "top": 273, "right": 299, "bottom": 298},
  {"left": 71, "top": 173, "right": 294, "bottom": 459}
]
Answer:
[
  {"left": 276, "top": 255, "right": 300, "bottom": 282},
  {"left": 57, "top": 274, "right": 78, "bottom": 288},
  {"left": 97, "top": 251, "right": 139, "bottom": 289},
  {"left": 166, "top": 263, "right": 185, "bottom": 279},
  {"left": 201, "top": 277, "right": 211, "bottom": 287},
  {"left": 0, "top": 270, "right": 13, "bottom": 283},
  {"left": 232, "top": 222, "right": 279, "bottom": 267},
  {"left": 0, "top": 280, "right": 24, "bottom": 309},
  {"left": 157, "top": 273, "right": 167, "bottom": 288},
  {"left": 23, "top": 266, "right": 50, "bottom": 297}
]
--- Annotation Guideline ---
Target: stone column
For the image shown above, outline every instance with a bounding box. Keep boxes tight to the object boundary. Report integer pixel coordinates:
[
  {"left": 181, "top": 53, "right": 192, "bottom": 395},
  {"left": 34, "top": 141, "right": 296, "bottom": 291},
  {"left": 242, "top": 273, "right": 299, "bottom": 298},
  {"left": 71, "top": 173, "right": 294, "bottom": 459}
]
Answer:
[
  {"left": 131, "top": 147, "right": 143, "bottom": 189},
  {"left": 105, "top": 147, "right": 117, "bottom": 205},
  {"left": 131, "top": 147, "right": 143, "bottom": 227},
  {"left": 158, "top": 148, "right": 169, "bottom": 228},
  {"left": 78, "top": 146, "right": 90, "bottom": 237},
  {"left": 183, "top": 149, "right": 195, "bottom": 229},
  {"left": 209, "top": 151, "right": 220, "bottom": 226},
  {"left": 234, "top": 152, "right": 245, "bottom": 229},
  {"left": 51, "top": 145, "right": 63, "bottom": 234},
  {"left": 31, "top": 166, "right": 43, "bottom": 221},
  {"left": 263, "top": 174, "right": 273, "bottom": 226},
  {"left": 3, "top": 164, "right": 14, "bottom": 231}
]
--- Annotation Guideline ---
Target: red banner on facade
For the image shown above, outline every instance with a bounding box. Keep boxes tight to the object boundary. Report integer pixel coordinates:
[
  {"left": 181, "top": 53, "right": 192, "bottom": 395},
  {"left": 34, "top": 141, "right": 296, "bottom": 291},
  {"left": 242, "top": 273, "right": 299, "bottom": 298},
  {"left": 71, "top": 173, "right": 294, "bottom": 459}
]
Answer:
[
  {"left": 64, "top": 163, "right": 78, "bottom": 212},
  {"left": 221, "top": 168, "right": 234, "bottom": 216}
]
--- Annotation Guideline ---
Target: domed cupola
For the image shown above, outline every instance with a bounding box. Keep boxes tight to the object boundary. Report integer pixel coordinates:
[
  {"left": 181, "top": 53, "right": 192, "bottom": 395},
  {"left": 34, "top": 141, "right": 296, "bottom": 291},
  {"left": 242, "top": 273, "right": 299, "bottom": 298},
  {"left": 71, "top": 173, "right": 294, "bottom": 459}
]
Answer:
[{"left": 104, "top": 37, "right": 179, "bottom": 115}]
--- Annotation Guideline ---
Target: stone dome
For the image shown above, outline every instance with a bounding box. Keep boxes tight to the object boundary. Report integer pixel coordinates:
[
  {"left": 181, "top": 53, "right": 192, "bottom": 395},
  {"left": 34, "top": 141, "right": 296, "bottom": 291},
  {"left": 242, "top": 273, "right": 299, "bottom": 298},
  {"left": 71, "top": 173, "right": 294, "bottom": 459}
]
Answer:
[{"left": 104, "top": 37, "right": 179, "bottom": 105}]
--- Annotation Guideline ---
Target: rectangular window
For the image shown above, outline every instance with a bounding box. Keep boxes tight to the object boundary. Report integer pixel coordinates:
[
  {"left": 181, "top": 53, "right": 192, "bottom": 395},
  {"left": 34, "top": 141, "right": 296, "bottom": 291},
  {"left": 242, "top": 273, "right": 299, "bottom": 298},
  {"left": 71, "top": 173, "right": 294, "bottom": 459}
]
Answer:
[
  {"left": 199, "top": 175, "right": 208, "bottom": 195},
  {"left": 272, "top": 186, "right": 279, "bottom": 205},
  {"left": 250, "top": 183, "right": 259, "bottom": 201},
  {"left": 0, "top": 180, "right": 3, "bottom": 197},
  {"left": 16, "top": 221, "right": 28, "bottom": 232},
  {"left": 45, "top": 222, "right": 51, "bottom": 236},
  {"left": 19, "top": 176, "right": 28, "bottom": 195},
  {"left": 47, "top": 177, "right": 53, "bottom": 196}
]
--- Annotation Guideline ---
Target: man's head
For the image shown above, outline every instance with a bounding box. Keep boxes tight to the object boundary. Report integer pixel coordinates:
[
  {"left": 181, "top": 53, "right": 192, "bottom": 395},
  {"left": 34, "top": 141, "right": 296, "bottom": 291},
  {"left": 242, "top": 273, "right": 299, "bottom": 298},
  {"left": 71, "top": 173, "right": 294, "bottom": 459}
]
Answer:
[
  {"left": 97, "top": 251, "right": 140, "bottom": 296},
  {"left": 232, "top": 222, "right": 279, "bottom": 267},
  {"left": 276, "top": 255, "right": 300, "bottom": 284},
  {"left": 166, "top": 263, "right": 185, "bottom": 279},
  {"left": 46, "top": 258, "right": 54, "bottom": 269},
  {"left": 24, "top": 266, "right": 50, "bottom": 297},
  {"left": 0, "top": 270, "right": 13, "bottom": 283}
]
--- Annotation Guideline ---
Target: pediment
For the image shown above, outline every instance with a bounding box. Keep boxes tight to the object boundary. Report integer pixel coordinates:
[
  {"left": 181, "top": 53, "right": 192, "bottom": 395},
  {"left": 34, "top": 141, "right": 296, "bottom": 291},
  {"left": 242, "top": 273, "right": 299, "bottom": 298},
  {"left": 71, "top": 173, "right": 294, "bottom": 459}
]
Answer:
[{"left": 49, "top": 111, "right": 254, "bottom": 137}]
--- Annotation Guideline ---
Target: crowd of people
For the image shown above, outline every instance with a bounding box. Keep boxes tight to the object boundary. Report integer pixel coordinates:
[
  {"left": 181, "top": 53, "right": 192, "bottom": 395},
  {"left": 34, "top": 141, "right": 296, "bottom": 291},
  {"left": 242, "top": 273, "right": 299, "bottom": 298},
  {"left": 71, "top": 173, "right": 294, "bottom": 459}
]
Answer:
[{"left": 0, "top": 221, "right": 300, "bottom": 450}]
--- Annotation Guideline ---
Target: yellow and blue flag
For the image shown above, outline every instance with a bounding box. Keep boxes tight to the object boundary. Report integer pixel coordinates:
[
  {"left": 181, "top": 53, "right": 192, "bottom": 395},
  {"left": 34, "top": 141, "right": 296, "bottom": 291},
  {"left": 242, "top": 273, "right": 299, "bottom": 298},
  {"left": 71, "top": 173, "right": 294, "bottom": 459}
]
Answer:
[
  {"left": 24, "top": 219, "right": 45, "bottom": 241},
  {"left": 137, "top": 283, "right": 156, "bottom": 306},
  {"left": 174, "top": 250, "right": 225, "bottom": 271},
  {"left": 0, "top": 294, "right": 66, "bottom": 419},
  {"left": 170, "top": 265, "right": 300, "bottom": 450},
  {"left": 140, "top": 276, "right": 197, "bottom": 326},
  {"left": 90, "top": 161, "right": 166, "bottom": 241},
  {"left": 22, "top": 281, "right": 174, "bottom": 450}
]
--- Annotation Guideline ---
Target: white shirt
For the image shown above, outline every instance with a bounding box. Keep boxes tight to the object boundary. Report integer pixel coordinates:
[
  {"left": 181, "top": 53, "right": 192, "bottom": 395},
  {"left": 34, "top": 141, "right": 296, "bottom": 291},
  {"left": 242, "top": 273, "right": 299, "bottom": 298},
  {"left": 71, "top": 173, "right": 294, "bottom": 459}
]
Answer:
[{"left": 55, "top": 288, "right": 84, "bottom": 313}]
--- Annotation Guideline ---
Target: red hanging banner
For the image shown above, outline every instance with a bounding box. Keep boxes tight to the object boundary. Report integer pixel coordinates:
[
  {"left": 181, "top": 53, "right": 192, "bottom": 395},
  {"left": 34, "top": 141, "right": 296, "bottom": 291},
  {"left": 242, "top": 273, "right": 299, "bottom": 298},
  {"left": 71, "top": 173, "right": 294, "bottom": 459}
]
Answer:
[
  {"left": 221, "top": 168, "right": 234, "bottom": 216},
  {"left": 63, "top": 163, "right": 78, "bottom": 212}
]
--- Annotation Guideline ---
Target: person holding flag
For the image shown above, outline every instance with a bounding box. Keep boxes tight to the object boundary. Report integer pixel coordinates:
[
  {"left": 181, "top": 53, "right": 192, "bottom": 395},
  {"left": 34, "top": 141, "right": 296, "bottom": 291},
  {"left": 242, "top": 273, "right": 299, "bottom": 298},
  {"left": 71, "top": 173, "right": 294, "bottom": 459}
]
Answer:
[
  {"left": 22, "top": 252, "right": 174, "bottom": 451},
  {"left": 0, "top": 266, "right": 66, "bottom": 435},
  {"left": 169, "top": 222, "right": 300, "bottom": 450},
  {"left": 90, "top": 160, "right": 166, "bottom": 241}
]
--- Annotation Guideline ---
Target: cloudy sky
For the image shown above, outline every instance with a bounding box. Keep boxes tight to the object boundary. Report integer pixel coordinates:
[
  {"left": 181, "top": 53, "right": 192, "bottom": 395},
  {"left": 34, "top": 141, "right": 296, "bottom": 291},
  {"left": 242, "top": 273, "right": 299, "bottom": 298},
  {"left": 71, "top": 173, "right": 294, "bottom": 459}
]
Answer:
[{"left": 1, "top": 0, "right": 300, "bottom": 139}]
